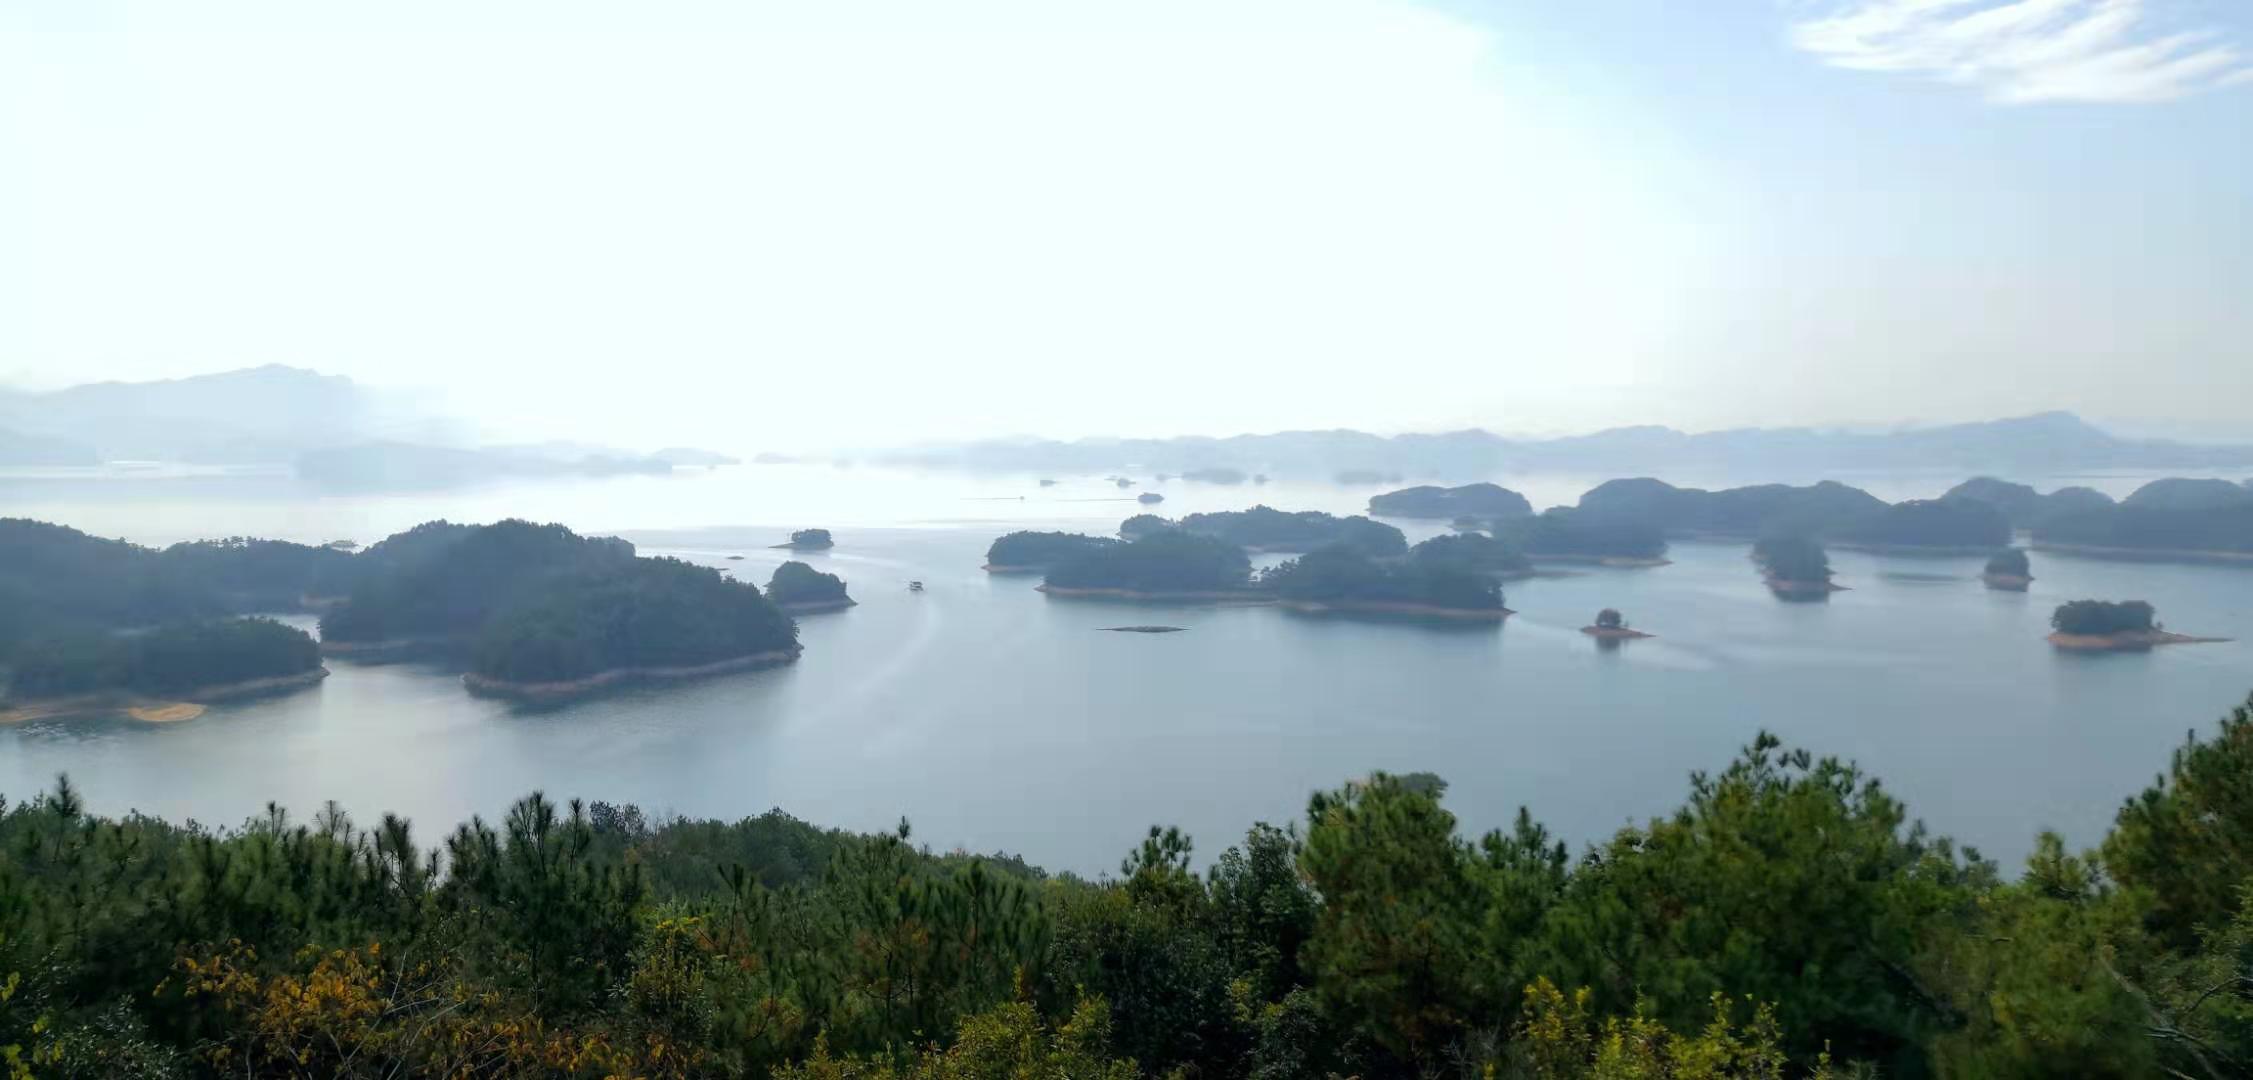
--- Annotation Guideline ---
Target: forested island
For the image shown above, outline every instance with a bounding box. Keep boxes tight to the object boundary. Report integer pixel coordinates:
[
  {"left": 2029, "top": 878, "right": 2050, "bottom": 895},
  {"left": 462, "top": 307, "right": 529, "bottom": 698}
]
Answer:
[
  {"left": 766, "top": 561, "right": 855, "bottom": 613},
  {"left": 1407, "top": 532, "right": 1534, "bottom": 577},
  {"left": 16, "top": 696, "right": 2253, "bottom": 1075},
  {"left": 2, "top": 617, "right": 325, "bottom": 722},
  {"left": 2033, "top": 478, "right": 2253, "bottom": 561},
  {"left": 1581, "top": 607, "right": 1652, "bottom": 639},
  {"left": 2047, "top": 599, "right": 2224, "bottom": 651},
  {"left": 1261, "top": 546, "right": 1508, "bottom": 620},
  {"left": 984, "top": 530, "right": 1119, "bottom": 572},
  {"left": 1573, "top": 478, "right": 1887, "bottom": 539},
  {"left": 318, "top": 520, "right": 638, "bottom": 655},
  {"left": 777, "top": 528, "right": 836, "bottom": 551},
  {"left": 1834, "top": 497, "right": 2012, "bottom": 553},
  {"left": 1367, "top": 482, "right": 1532, "bottom": 520},
  {"left": 465, "top": 557, "right": 801, "bottom": 700},
  {"left": 1171, "top": 506, "right": 1407, "bottom": 556},
  {"left": 1117, "top": 514, "right": 1172, "bottom": 541},
  {"left": 1495, "top": 508, "right": 1669, "bottom": 564},
  {"left": 1041, "top": 531, "right": 1256, "bottom": 600},
  {"left": 1983, "top": 548, "right": 2033, "bottom": 590},
  {"left": 1752, "top": 535, "right": 1840, "bottom": 596},
  {"left": 0, "top": 519, "right": 342, "bottom": 718}
]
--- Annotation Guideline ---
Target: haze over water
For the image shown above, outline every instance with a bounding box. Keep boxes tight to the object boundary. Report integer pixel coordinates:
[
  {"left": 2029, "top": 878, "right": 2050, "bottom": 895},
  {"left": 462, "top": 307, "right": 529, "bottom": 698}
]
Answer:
[{"left": 4, "top": 463, "right": 2250, "bottom": 875}]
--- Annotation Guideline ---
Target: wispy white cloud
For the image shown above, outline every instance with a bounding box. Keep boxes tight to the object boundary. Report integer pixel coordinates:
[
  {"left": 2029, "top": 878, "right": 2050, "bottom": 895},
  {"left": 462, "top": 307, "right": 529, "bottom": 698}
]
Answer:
[{"left": 1790, "top": 0, "right": 2252, "bottom": 103}]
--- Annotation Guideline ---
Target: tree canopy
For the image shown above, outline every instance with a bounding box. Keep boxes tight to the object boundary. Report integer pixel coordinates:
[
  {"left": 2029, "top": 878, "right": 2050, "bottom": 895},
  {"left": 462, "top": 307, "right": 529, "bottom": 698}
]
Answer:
[
  {"left": 767, "top": 560, "right": 851, "bottom": 607},
  {"left": 2050, "top": 599, "right": 2155, "bottom": 637},
  {"left": 1839, "top": 498, "right": 2012, "bottom": 549},
  {"left": 6, "top": 616, "right": 321, "bottom": 699},
  {"left": 1045, "top": 531, "right": 1253, "bottom": 593},
  {"left": 1174, "top": 506, "right": 1406, "bottom": 556},
  {"left": 1753, "top": 535, "right": 1832, "bottom": 584},
  {"left": 985, "top": 531, "right": 1119, "bottom": 569},
  {"left": 1367, "top": 482, "right": 1533, "bottom": 520},
  {"left": 1260, "top": 546, "right": 1503, "bottom": 612},
  {"left": 1407, "top": 532, "right": 1532, "bottom": 575},
  {"left": 471, "top": 556, "right": 798, "bottom": 684},
  {"left": 1499, "top": 509, "right": 1669, "bottom": 560},
  {"left": 788, "top": 528, "right": 836, "bottom": 549},
  {"left": 319, "top": 519, "right": 637, "bottom": 644},
  {"left": 1985, "top": 547, "right": 2031, "bottom": 577},
  {"left": 10, "top": 695, "right": 2253, "bottom": 1076}
]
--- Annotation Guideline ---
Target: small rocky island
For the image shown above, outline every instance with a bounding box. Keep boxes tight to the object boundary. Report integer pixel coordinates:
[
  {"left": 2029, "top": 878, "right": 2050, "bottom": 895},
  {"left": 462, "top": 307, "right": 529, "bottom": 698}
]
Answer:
[
  {"left": 1103, "top": 625, "right": 1187, "bottom": 633},
  {"left": 775, "top": 528, "right": 835, "bottom": 551},
  {"left": 2046, "top": 599, "right": 2226, "bottom": 652},
  {"left": 1581, "top": 608, "right": 1653, "bottom": 640},
  {"left": 1982, "top": 548, "right": 2033, "bottom": 591},
  {"left": 766, "top": 560, "right": 855, "bottom": 613},
  {"left": 1138, "top": 492, "right": 1165, "bottom": 505},
  {"left": 984, "top": 530, "right": 1119, "bottom": 573},
  {"left": 1753, "top": 535, "right": 1844, "bottom": 597}
]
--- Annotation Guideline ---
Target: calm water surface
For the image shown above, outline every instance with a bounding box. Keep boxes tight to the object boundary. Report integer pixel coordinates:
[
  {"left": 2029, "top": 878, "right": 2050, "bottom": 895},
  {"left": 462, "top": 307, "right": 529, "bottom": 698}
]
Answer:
[{"left": 3, "top": 465, "right": 2250, "bottom": 874}]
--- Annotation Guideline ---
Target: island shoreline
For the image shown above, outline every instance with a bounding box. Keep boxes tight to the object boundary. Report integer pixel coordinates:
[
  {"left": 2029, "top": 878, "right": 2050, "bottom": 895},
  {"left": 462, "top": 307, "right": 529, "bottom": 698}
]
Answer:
[
  {"left": 1277, "top": 600, "right": 1513, "bottom": 621},
  {"left": 461, "top": 648, "right": 803, "bottom": 703},
  {"left": 2047, "top": 630, "right": 2231, "bottom": 652},
  {"left": 0, "top": 668, "right": 331, "bottom": 725}
]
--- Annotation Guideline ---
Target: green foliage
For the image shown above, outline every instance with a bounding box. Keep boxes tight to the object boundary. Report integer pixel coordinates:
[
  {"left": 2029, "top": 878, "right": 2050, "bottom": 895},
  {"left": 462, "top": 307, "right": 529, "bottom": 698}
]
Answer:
[
  {"left": 1410, "top": 531, "right": 1533, "bottom": 575},
  {"left": 1576, "top": 479, "right": 1886, "bottom": 540},
  {"left": 1045, "top": 531, "right": 1252, "bottom": 593},
  {"left": 1840, "top": 498, "right": 2012, "bottom": 549},
  {"left": 320, "top": 518, "right": 636, "bottom": 643},
  {"left": 791, "top": 528, "right": 836, "bottom": 549},
  {"left": 770, "top": 561, "right": 853, "bottom": 607},
  {"left": 16, "top": 695, "right": 2253, "bottom": 1076},
  {"left": 1502, "top": 509, "right": 1669, "bottom": 560},
  {"left": 1117, "top": 514, "right": 1173, "bottom": 541},
  {"left": 1175, "top": 506, "right": 1407, "bottom": 556},
  {"left": 983, "top": 531, "right": 1118, "bottom": 569},
  {"left": 6, "top": 617, "right": 320, "bottom": 700},
  {"left": 1369, "top": 483, "right": 1533, "bottom": 520},
  {"left": 1536, "top": 733, "right": 1987, "bottom": 1069},
  {"left": 470, "top": 557, "right": 797, "bottom": 683},
  {"left": 1752, "top": 535, "right": 1831, "bottom": 584},
  {"left": 2104, "top": 693, "right": 2253, "bottom": 948},
  {"left": 775, "top": 999, "right": 1138, "bottom": 1080},
  {"left": 2036, "top": 501, "right": 2253, "bottom": 554},
  {"left": 1984, "top": 547, "right": 2031, "bottom": 578},
  {"left": 1595, "top": 608, "right": 1625, "bottom": 630},
  {"left": 1262, "top": 546, "right": 1504, "bottom": 611},
  {"left": 2049, "top": 599, "right": 2155, "bottom": 637}
]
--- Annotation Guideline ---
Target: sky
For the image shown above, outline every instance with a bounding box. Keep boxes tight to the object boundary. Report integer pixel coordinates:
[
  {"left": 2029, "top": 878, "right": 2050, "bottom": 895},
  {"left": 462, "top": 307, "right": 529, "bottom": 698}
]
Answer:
[{"left": 1, "top": 0, "right": 2248, "bottom": 452}]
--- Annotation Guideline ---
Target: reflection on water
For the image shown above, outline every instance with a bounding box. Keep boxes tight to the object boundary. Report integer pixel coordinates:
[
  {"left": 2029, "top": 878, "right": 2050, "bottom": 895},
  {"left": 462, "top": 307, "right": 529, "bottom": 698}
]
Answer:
[{"left": 1, "top": 467, "right": 2250, "bottom": 875}]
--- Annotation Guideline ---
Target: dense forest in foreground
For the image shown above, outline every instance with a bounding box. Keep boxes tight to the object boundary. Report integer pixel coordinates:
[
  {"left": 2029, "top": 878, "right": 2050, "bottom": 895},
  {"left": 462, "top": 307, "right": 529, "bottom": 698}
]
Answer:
[{"left": 10, "top": 695, "right": 2253, "bottom": 1078}]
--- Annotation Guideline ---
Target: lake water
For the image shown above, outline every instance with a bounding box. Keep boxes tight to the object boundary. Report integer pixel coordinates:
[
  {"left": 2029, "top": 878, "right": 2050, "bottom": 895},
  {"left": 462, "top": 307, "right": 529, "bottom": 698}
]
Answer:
[{"left": 4, "top": 464, "right": 2251, "bottom": 874}]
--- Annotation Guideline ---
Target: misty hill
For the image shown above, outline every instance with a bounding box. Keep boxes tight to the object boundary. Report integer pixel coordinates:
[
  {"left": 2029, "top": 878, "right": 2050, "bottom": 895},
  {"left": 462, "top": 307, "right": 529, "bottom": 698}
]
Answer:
[
  {"left": 0, "top": 365, "right": 402, "bottom": 464},
  {"left": 884, "top": 411, "right": 2253, "bottom": 478},
  {"left": 294, "top": 442, "right": 675, "bottom": 490},
  {"left": 0, "top": 427, "right": 99, "bottom": 466}
]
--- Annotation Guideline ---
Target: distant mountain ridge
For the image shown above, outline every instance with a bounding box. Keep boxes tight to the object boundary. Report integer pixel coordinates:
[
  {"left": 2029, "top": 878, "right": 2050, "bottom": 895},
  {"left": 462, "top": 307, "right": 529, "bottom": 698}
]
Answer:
[
  {"left": 886, "top": 411, "right": 2253, "bottom": 477},
  {"left": 0, "top": 365, "right": 385, "bottom": 464}
]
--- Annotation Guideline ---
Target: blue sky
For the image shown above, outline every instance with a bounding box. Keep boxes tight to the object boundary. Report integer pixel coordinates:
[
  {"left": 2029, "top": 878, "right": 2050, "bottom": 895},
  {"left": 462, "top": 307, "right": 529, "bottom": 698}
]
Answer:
[{"left": 1, "top": 0, "right": 2247, "bottom": 450}]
